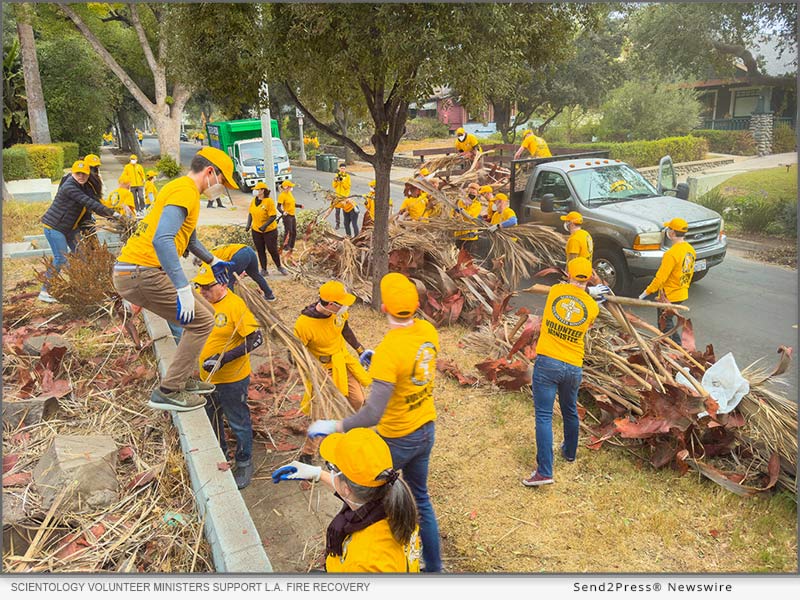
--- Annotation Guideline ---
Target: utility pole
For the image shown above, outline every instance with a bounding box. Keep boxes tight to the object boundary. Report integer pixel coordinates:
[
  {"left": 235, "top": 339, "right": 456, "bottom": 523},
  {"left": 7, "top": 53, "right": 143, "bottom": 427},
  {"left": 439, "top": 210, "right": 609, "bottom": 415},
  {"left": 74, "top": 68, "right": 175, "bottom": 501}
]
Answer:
[
  {"left": 260, "top": 82, "right": 277, "bottom": 200},
  {"left": 297, "top": 107, "right": 307, "bottom": 162}
]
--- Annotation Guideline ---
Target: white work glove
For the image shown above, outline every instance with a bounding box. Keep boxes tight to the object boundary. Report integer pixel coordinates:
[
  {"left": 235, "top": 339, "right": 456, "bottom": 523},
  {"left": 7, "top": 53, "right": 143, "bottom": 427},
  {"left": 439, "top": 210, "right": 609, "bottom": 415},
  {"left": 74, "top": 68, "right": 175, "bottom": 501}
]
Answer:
[
  {"left": 638, "top": 291, "right": 649, "bottom": 300},
  {"left": 112, "top": 211, "right": 123, "bottom": 220},
  {"left": 487, "top": 224, "right": 499, "bottom": 233},
  {"left": 587, "top": 285, "right": 612, "bottom": 299},
  {"left": 271, "top": 461, "right": 322, "bottom": 483},
  {"left": 307, "top": 419, "right": 337, "bottom": 438},
  {"left": 176, "top": 285, "right": 195, "bottom": 325}
]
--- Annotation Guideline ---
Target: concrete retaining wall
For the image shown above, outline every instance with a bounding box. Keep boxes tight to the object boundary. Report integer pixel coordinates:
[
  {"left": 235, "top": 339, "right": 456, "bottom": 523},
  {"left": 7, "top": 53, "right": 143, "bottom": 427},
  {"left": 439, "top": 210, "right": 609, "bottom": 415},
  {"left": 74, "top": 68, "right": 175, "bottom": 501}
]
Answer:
[
  {"left": 142, "top": 312, "right": 272, "bottom": 573},
  {"left": 638, "top": 157, "right": 736, "bottom": 186}
]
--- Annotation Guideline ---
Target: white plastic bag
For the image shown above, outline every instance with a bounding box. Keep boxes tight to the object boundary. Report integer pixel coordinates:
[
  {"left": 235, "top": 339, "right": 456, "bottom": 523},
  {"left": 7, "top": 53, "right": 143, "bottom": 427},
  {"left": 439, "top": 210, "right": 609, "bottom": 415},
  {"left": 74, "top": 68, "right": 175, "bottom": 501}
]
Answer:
[{"left": 685, "top": 352, "right": 750, "bottom": 418}]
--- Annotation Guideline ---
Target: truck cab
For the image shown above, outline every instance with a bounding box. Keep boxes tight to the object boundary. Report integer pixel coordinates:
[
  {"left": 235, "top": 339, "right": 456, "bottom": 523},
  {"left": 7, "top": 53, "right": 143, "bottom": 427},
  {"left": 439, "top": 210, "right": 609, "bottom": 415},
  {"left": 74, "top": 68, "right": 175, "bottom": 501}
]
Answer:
[
  {"left": 512, "top": 153, "right": 727, "bottom": 295},
  {"left": 232, "top": 137, "right": 292, "bottom": 192}
]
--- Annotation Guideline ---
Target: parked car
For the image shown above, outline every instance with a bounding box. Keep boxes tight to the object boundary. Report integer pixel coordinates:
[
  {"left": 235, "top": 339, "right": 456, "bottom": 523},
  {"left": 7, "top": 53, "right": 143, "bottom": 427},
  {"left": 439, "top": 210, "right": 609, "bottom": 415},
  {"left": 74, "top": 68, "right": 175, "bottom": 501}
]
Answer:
[{"left": 180, "top": 132, "right": 189, "bottom": 142}]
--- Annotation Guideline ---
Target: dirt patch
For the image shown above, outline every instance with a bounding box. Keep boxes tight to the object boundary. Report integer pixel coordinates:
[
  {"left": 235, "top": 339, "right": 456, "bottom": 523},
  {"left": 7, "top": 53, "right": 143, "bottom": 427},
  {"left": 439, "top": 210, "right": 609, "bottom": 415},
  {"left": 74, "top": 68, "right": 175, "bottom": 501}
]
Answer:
[{"left": 748, "top": 246, "right": 797, "bottom": 269}]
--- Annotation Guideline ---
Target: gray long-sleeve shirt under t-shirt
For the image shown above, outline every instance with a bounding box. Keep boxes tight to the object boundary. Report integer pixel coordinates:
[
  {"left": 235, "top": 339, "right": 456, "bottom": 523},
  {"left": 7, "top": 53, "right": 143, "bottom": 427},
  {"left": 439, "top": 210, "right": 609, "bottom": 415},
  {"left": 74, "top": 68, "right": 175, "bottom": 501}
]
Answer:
[
  {"left": 341, "top": 380, "right": 394, "bottom": 431},
  {"left": 151, "top": 205, "right": 214, "bottom": 289}
]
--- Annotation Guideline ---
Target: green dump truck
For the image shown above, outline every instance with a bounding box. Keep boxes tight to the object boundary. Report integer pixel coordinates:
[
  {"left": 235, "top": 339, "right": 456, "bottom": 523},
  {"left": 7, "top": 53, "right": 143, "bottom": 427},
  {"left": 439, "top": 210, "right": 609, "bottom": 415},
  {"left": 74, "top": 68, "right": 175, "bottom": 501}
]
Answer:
[{"left": 205, "top": 118, "right": 292, "bottom": 192}]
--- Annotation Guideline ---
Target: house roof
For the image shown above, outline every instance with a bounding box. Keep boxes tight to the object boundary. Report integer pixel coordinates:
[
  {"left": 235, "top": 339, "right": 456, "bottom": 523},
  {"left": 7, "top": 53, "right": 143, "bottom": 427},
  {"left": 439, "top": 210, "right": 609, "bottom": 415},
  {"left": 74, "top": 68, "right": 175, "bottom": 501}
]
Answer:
[{"left": 678, "top": 77, "right": 751, "bottom": 89}]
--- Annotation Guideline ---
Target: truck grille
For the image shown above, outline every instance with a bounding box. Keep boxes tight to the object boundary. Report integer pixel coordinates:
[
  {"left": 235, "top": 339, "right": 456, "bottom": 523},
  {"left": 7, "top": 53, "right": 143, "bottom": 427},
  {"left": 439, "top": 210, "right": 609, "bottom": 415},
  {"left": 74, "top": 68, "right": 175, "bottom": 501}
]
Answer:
[{"left": 686, "top": 219, "right": 720, "bottom": 248}]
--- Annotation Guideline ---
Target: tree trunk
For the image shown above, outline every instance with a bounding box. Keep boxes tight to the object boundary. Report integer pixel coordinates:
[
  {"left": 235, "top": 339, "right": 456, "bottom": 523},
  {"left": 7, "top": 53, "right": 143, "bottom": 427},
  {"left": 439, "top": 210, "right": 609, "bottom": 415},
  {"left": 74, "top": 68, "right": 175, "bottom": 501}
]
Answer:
[
  {"left": 333, "top": 102, "right": 353, "bottom": 165},
  {"left": 537, "top": 106, "right": 564, "bottom": 136},
  {"left": 370, "top": 149, "right": 392, "bottom": 309},
  {"left": 492, "top": 99, "right": 512, "bottom": 143},
  {"left": 117, "top": 108, "right": 140, "bottom": 155},
  {"left": 16, "top": 3, "right": 50, "bottom": 144},
  {"left": 152, "top": 113, "right": 181, "bottom": 163}
]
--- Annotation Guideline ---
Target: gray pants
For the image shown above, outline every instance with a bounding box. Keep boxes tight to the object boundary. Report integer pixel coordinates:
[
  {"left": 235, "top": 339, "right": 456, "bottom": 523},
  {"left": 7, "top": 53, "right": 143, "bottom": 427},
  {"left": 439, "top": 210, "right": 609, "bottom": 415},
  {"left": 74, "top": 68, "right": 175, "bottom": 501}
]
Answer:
[{"left": 131, "top": 186, "right": 145, "bottom": 212}]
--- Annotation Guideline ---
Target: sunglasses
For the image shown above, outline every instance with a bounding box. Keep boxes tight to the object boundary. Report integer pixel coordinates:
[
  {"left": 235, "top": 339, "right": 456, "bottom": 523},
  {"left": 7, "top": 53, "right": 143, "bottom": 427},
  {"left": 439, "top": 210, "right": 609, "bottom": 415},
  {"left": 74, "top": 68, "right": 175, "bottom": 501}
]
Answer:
[{"left": 324, "top": 461, "right": 340, "bottom": 473}]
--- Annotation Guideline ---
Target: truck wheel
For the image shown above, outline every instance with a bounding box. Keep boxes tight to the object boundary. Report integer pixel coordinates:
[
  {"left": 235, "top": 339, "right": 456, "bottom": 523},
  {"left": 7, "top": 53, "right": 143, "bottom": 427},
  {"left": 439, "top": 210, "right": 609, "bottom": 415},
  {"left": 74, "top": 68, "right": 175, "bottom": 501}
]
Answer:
[
  {"left": 235, "top": 174, "right": 250, "bottom": 194},
  {"left": 593, "top": 247, "right": 632, "bottom": 296},
  {"left": 691, "top": 271, "right": 708, "bottom": 283}
]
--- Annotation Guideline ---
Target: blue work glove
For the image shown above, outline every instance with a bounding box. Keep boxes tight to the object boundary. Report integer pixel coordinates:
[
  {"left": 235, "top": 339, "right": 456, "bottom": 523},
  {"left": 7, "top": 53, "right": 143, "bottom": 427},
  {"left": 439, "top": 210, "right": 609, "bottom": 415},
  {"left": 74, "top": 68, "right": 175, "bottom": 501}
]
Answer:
[
  {"left": 587, "top": 284, "right": 612, "bottom": 299},
  {"left": 202, "top": 354, "right": 221, "bottom": 372},
  {"left": 210, "top": 257, "right": 235, "bottom": 285},
  {"left": 359, "top": 349, "right": 374, "bottom": 369},
  {"left": 307, "top": 419, "right": 337, "bottom": 438},
  {"left": 271, "top": 461, "right": 322, "bottom": 483},
  {"left": 175, "top": 285, "right": 195, "bottom": 325}
]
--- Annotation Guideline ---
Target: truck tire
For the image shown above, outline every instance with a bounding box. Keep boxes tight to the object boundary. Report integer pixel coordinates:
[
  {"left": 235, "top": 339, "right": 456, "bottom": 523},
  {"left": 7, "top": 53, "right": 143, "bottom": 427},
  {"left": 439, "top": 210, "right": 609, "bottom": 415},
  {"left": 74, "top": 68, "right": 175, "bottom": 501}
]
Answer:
[
  {"left": 593, "top": 246, "right": 632, "bottom": 296},
  {"left": 235, "top": 174, "right": 251, "bottom": 194}
]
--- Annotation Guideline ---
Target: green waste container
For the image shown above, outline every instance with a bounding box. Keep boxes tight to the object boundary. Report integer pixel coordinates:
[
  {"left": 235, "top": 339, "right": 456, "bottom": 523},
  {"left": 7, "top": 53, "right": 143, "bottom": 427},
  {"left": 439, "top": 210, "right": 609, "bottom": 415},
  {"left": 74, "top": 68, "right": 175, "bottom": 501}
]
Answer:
[
  {"left": 315, "top": 154, "right": 325, "bottom": 171},
  {"left": 322, "top": 155, "right": 335, "bottom": 173}
]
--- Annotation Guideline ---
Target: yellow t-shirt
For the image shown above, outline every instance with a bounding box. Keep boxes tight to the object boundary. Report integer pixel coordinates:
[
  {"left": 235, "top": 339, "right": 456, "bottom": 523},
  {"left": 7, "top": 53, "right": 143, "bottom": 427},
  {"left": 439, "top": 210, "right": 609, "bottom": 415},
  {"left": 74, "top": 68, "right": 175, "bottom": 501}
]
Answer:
[
  {"left": 249, "top": 196, "right": 278, "bottom": 232},
  {"left": 105, "top": 187, "right": 136, "bottom": 213},
  {"left": 118, "top": 176, "right": 200, "bottom": 267},
  {"left": 535, "top": 283, "right": 599, "bottom": 367},
  {"left": 333, "top": 173, "right": 351, "bottom": 197},
  {"left": 490, "top": 207, "right": 517, "bottom": 226},
  {"left": 211, "top": 243, "right": 247, "bottom": 262},
  {"left": 453, "top": 198, "right": 482, "bottom": 240},
  {"left": 522, "top": 135, "right": 552, "bottom": 158},
  {"left": 198, "top": 290, "right": 260, "bottom": 385},
  {"left": 122, "top": 163, "right": 146, "bottom": 186},
  {"left": 644, "top": 240, "right": 696, "bottom": 302},
  {"left": 293, "top": 310, "right": 348, "bottom": 359},
  {"left": 369, "top": 319, "right": 438, "bottom": 438},
  {"left": 455, "top": 133, "right": 481, "bottom": 154},
  {"left": 278, "top": 190, "right": 296, "bottom": 216},
  {"left": 364, "top": 192, "right": 375, "bottom": 219},
  {"left": 325, "top": 520, "right": 420, "bottom": 573},
  {"left": 144, "top": 180, "right": 157, "bottom": 205},
  {"left": 566, "top": 229, "right": 593, "bottom": 262},
  {"left": 400, "top": 195, "right": 427, "bottom": 221},
  {"left": 336, "top": 196, "right": 357, "bottom": 213}
]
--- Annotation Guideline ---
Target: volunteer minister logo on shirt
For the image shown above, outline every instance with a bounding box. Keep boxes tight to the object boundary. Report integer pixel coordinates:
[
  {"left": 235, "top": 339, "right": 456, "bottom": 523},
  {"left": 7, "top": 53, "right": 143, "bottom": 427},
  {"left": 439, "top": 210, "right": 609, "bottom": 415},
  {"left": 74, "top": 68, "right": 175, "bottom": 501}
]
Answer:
[
  {"left": 411, "top": 342, "right": 436, "bottom": 386},
  {"left": 552, "top": 295, "right": 588, "bottom": 327}
]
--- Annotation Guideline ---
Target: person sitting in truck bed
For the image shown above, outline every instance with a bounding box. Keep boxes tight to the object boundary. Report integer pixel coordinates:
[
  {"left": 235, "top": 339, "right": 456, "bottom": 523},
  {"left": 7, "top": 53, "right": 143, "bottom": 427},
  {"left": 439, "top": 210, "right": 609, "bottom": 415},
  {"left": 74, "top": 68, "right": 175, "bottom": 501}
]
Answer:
[
  {"left": 454, "top": 127, "right": 482, "bottom": 161},
  {"left": 514, "top": 129, "right": 552, "bottom": 160},
  {"left": 487, "top": 193, "right": 517, "bottom": 231}
]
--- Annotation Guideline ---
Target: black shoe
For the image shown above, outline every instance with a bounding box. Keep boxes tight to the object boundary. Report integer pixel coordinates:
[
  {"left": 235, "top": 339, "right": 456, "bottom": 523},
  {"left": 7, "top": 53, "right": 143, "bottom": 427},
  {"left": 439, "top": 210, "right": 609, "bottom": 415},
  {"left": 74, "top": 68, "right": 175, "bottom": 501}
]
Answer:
[
  {"left": 265, "top": 293, "right": 277, "bottom": 302},
  {"left": 560, "top": 443, "right": 576, "bottom": 463},
  {"left": 234, "top": 460, "right": 254, "bottom": 489}
]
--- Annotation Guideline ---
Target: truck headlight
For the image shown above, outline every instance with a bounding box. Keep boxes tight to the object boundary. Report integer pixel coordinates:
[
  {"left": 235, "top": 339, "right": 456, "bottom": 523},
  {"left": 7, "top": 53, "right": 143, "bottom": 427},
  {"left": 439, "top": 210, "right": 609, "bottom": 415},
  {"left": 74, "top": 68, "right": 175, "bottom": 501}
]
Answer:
[{"left": 633, "top": 231, "right": 662, "bottom": 251}]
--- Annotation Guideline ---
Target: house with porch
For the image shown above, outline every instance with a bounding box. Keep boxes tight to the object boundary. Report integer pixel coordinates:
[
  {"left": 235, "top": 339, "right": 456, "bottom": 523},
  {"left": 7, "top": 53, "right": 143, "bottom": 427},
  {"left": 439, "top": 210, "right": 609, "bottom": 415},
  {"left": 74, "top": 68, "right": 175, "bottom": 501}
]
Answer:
[{"left": 408, "top": 86, "right": 502, "bottom": 135}]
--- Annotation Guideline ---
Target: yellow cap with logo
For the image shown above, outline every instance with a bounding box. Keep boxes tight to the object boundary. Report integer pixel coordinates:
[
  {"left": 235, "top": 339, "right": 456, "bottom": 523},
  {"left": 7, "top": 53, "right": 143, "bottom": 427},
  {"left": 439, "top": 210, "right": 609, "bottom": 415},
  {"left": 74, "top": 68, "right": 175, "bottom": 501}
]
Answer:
[
  {"left": 663, "top": 217, "right": 689, "bottom": 233},
  {"left": 281, "top": 180, "right": 295, "bottom": 187},
  {"left": 253, "top": 181, "right": 268, "bottom": 190},
  {"left": 197, "top": 146, "right": 238, "bottom": 190},
  {"left": 567, "top": 257, "right": 592, "bottom": 281},
  {"left": 192, "top": 264, "right": 217, "bottom": 287},
  {"left": 320, "top": 428, "right": 393, "bottom": 488},
  {"left": 478, "top": 185, "right": 493, "bottom": 194},
  {"left": 71, "top": 160, "right": 90, "bottom": 175},
  {"left": 560, "top": 211, "right": 583, "bottom": 224},
  {"left": 84, "top": 154, "right": 101, "bottom": 167},
  {"left": 380, "top": 272, "right": 419, "bottom": 318},
  {"left": 146, "top": 170, "right": 157, "bottom": 178},
  {"left": 319, "top": 280, "right": 356, "bottom": 306},
  {"left": 129, "top": 154, "right": 138, "bottom": 161},
  {"left": 494, "top": 192, "right": 508, "bottom": 203}
]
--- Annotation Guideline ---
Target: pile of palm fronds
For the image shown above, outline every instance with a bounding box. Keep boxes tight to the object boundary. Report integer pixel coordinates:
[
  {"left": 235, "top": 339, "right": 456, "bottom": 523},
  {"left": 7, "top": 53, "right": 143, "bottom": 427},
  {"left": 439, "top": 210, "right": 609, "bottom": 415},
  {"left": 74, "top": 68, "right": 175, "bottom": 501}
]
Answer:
[
  {"left": 460, "top": 288, "right": 797, "bottom": 499},
  {"left": 98, "top": 213, "right": 137, "bottom": 244}
]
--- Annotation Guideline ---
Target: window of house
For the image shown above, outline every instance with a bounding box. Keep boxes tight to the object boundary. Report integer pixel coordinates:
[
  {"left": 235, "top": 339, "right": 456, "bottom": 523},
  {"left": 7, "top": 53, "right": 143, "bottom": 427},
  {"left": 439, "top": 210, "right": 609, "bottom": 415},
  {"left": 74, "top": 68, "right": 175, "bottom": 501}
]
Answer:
[
  {"left": 698, "top": 91, "right": 716, "bottom": 119},
  {"left": 732, "top": 89, "right": 760, "bottom": 117}
]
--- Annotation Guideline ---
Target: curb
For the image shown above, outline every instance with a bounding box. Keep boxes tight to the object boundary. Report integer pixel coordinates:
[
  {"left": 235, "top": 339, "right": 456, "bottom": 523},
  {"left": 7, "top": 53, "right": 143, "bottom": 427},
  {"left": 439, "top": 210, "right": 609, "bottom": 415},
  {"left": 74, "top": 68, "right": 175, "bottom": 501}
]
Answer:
[
  {"left": 725, "top": 236, "right": 785, "bottom": 253},
  {"left": 141, "top": 310, "right": 272, "bottom": 573}
]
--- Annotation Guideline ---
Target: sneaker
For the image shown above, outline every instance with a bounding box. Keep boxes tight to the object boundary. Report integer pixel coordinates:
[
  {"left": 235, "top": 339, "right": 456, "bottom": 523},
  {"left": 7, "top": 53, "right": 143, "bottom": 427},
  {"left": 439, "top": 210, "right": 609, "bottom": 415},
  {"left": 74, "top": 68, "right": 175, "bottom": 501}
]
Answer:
[
  {"left": 233, "top": 460, "right": 254, "bottom": 489},
  {"left": 259, "top": 269, "right": 269, "bottom": 277},
  {"left": 560, "top": 443, "right": 576, "bottom": 463},
  {"left": 265, "top": 293, "right": 277, "bottom": 302},
  {"left": 278, "top": 267, "right": 289, "bottom": 276},
  {"left": 148, "top": 388, "right": 206, "bottom": 412},
  {"left": 183, "top": 379, "right": 216, "bottom": 395},
  {"left": 522, "top": 471, "right": 554, "bottom": 487},
  {"left": 37, "top": 290, "right": 58, "bottom": 303}
]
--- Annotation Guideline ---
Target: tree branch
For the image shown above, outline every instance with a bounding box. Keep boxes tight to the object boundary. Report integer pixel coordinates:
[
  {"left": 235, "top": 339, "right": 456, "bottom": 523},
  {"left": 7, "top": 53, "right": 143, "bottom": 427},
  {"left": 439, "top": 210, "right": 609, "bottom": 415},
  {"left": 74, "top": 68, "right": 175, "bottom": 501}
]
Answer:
[
  {"left": 709, "top": 39, "right": 791, "bottom": 85},
  {"left": 283, "top": 83, "right": 374, "bottom": 164},
  {"left": 59, "top": 4, "right": 155, "bottom": 117},
  {"left": 537, "top": 106, "right": 564, "bottom": 134},
  {"left": 128, "top": 3, "right": 164, "bottom": 101}
]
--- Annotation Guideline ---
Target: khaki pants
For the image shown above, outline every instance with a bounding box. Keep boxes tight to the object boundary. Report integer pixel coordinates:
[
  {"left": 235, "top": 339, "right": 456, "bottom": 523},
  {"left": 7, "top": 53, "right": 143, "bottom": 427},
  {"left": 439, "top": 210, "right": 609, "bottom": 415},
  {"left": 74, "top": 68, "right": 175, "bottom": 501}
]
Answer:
[
  {"left": 113, "top": 268, "right": 214, "bottom": 391},
  {"left": 301, "top": 370, "right": 365, "bottom": 456}
]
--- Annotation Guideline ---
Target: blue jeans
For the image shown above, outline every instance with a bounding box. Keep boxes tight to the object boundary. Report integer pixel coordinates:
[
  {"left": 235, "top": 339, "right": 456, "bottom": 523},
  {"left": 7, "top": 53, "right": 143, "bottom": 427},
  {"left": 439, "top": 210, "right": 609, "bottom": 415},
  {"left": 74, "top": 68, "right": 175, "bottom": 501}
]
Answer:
[
  {"left": 532, "top": 355, "right": 582, "bottom": 478},
  {"left": 229, "top": 247, "right": 273, "bottom": 298},
  {"left": 204, "top": 376, "right": 253, "bottom": 463},
  {"left": 42, "top": 227, "right": 78, "bottom": 291},
  {"left": 382, "top": 421, "right": 441, "bottom": 572},
  {"left": 343, "top": 210, "right": 359, "bottom": 237}
]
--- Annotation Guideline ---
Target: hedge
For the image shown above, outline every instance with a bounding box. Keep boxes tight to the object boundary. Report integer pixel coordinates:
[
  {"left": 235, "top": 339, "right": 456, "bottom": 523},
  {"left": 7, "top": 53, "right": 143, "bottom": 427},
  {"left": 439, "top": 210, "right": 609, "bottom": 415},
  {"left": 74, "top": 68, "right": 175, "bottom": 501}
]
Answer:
[
  {"left": 2, "top": 147, "right": 33, "bottom": 181},
  {"left": 11, "top": 144, "right": 65, "bottom": 180},
  {"left": 692, "top": 129, "right": 756, "bottom": 156},
  {"left": 773, "top": 124, "right": 796, "bottom": 154},
  {"left": 553, "top": 135, "right": 709, "bottom": 168},
  {"left": 53, "top": 141, "right": 80, "bottom": 168}
]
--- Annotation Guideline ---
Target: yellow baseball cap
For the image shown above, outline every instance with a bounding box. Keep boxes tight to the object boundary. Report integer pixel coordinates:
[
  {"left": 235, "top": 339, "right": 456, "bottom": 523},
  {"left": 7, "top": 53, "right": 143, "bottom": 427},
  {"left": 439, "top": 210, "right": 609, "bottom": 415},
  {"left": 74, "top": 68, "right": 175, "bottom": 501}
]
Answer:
[
  {"left": 146, "top": 170, "right": 157, "bottom": 178},
  {"left": 478, "top": 185, "right": 493, "bottom": 194},
  {"left": 253, "top": 181, "right": 268, "bottom": 190},
  {"left": 281, "top": 180, "right": 295, "bottom": 187},
  {"left": 319, "top": 280, "right": 356, "bottom": 306},
  {"left": 522, "top": 129, "right": 533, "bottom": 137},
  {"left": 456, "top": 127, "right": 465, "bottom": 135},
  {"left": 494, "top": 192, "right": 508, "bottom": 203},
  {"left": 84, "top": 154, "right": 101, "bottom": 167},
  {"left": 197, "top": 146, "right": 238, "bottom": 190},
  {"left": 369, "top": 180, "right": 376, "bottom": 187},
  {"left": 320, "top": 428, "right": 393, "bottom": 488},
  {"left": 560, "top": 211, "right": 583, "bottom": 224},
  {"left": 567, "top": 257, "right": 592, "bottom": 281},
  {"left": 663, "top": 217, "right": 689, "bottom": 233},
  {"left": 419, "top": 168, "right": 430, "bottom": 176},
  {"left": 71, "top": 160, "right": 90, "bottom": 175},
  {"left": 118, "top": 175, "right": 132, "bottom": 185},
  {"left": 381, "top": 272, "right": 419, "bottom": 318},
  {"left": 192, "top": 264, "right": 217, "bottom": 287},
  {"left": 129, "top": 154, "right": 138, "bottom": 161}
]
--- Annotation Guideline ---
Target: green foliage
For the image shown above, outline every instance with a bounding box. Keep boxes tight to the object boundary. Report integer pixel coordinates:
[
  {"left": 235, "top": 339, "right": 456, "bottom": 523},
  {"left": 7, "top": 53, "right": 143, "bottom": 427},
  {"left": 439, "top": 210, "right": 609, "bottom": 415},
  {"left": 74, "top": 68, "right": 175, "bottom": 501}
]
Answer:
[
  {"left": 53, "top": 142, "right": 79, "bottom": 167},
  {"left": 12, "top": 143, "right": 64, "bottom": 180},
  {"left": 773, "top": 124, "right": 796, "bottom": 154},
  {"left": 404, "top": 117, "right": 450, "bottom": 140},
  {"left": 598, "top": 80, "right": 702, "bottom": 141},
  {"left": 696, "top": 189, "right": 732, "bottom": 216},
  {"left": 558, "top": 135, "right": 708, "bottom": 168},
  {"left": 693, "top": 129, "right": 756, "bottom": 156},
  {"left": 735, "top": 195, "right": 783, "bottom": 234},
  {"left": 772, "top": 199, "right": 798, "bottom": 237},
  {"left": 2, "top": 147, "right": 33, "bottom": 180},
  {"left": 3, "top": 36, "right": 29, "bottom": 147},
  {"left": 156, "top": 155, "right": 181, "bottom": 178}
]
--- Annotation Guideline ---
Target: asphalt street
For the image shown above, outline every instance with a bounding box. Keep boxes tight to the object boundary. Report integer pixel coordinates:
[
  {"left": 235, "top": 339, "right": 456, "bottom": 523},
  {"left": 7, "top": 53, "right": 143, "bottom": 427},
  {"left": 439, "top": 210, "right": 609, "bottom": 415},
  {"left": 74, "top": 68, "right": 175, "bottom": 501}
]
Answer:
[{"left": 142, "top": 138, "right": 798, "bottom": 396}]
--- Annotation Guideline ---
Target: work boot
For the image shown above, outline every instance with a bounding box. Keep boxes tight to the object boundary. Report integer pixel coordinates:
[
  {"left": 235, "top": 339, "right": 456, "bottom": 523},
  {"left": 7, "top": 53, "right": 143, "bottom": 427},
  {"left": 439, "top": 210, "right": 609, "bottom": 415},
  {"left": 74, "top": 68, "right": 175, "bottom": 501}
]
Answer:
[
  {"left": 148, "top": 388, "right": 206, "bottom": 412},
  {"left": 265, "top": 292, "right": 277, "bottom": 302},
  {"left": 233, "top": 460, "right": 254, "bottom": 489},
  {"left": 183, "top": 379, "right": 216, "bottom": 395}
]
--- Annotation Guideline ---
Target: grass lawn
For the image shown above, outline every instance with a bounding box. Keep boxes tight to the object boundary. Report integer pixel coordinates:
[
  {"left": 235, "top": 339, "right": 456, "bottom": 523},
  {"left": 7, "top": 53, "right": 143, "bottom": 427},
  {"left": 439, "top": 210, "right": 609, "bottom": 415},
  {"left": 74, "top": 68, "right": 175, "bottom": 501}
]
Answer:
[
  {"left": 2, "top": 200, "right": 50, "bottom": 242},
  {"left": 715, "top": 164, "right": 797, "bottom": 203}
]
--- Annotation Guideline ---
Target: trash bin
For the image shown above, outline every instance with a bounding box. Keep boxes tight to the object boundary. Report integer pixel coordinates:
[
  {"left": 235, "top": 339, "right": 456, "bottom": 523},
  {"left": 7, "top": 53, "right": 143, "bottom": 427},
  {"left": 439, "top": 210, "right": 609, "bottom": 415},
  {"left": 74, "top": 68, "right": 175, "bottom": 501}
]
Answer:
[
  {"left": 315, "top": 154, "right": 325, "bottom": 171},
  {"left": 327, "top": 155, "right": 341, "bottom": 173}
]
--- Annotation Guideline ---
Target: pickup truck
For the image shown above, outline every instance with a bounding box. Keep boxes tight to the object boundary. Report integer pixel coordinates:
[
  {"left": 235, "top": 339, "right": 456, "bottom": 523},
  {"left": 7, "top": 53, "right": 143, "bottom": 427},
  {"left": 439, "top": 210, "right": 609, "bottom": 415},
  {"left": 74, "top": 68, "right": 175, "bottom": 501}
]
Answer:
[{"left": 509, "top": 152, "right": 728, "bottom": 295}]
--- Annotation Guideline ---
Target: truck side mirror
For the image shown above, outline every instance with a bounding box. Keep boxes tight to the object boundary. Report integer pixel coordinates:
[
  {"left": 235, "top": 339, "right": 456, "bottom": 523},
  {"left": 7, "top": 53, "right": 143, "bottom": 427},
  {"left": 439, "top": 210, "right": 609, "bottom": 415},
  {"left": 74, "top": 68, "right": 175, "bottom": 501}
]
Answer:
[
  {"left": 541, "top": 193, "right": 555, "bottom": 213},
  {"left": 675, "top": 182, "right": 689, "bottom": 200}
]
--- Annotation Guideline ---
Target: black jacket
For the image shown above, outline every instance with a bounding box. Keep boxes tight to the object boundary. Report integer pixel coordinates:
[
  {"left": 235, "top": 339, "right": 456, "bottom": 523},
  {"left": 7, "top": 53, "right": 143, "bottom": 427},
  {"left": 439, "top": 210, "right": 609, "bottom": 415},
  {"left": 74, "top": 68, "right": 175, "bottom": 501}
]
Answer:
[{"left": 42, "top": 175, "right": 114, "bottom": 234}]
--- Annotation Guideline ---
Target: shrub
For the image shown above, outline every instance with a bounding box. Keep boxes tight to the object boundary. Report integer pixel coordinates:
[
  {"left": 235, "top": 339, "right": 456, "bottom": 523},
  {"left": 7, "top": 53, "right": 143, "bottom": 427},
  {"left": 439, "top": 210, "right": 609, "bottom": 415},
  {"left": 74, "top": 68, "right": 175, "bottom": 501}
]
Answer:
[
  {"left": 772, "top": 124, "right": 796, "bottom": 154},
  {"left": 404, "top": 117, "right": 450, "bottom": 140},
  {"left": 771, "top": 198, "right": 797, "bottom": 238},
  {"left": 156, "top": 155, "right": 181, "bottom": 178},
  {"left": 12, "top": 144, "right": 64, "bottom": 180},
  {"left": 735, "top": 194, "right": 782, "bottom": 234},
  {"left": 556, "top": 135, "right": 708, "bottom": 168},
  {"left": 696, "top": 189, "right": 733, "bottom": 216},
  {"left": 693, "top": 129, "right": 757, "bottom": 156},
  {"left": 53, "top": 142, "right": 80, "bottom": 167},
  {"left": 2, "top": 147, "right": 33, "bottom": 181}
]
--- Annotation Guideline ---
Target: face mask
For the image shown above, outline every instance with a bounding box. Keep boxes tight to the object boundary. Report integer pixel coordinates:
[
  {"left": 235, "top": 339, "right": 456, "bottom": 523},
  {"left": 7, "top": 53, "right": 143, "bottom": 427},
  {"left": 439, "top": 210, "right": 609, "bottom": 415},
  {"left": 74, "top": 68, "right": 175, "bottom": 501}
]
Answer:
[
  {"left": 205, "top": 170, "right": 226, "bottom": 199},
  {"left": 131, "top": 160, "right": 137, "bottom": 164},
  {"left": 252, "top": 190, "right": 260, "bottom": 197},
  {"left": 332, "top": 472, "right": 365, "bottom": 509},
  {"left": 563, "top": 222, "right": 571, "bottom": 233},
  {"left": 457, "top": 134, "right": 466, "bottom": 142},
  {"left": 336, "top": 305, "right": 348, "bottom": 316},
  {"left": 468, "top": 193, "right": 476, "bottom": 199}
]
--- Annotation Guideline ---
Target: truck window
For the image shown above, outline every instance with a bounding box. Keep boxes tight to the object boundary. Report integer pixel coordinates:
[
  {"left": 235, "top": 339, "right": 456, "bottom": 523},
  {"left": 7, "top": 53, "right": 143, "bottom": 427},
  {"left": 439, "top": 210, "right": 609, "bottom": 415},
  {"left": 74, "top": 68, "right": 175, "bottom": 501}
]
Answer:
[
  {"left": 239, "top": 140, "right": 289, "bottom": 166},
  {"left": 568, "top": 164, "right": 657, "bottom": 206},
  {"left": 532, "top": 171, "right": 571, "bottom": 202}
]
